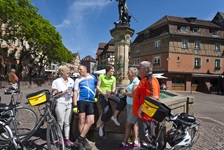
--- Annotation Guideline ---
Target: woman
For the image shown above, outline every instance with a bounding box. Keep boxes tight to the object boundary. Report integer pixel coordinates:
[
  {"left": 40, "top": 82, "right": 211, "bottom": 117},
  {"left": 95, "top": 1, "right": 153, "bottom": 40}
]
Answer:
[
  {"left": 117, "top": 67, "right": 140, "bottom": 149},
  {"left": 96, "top": 65, "right": 126, "bottom": 137},
  {"left": 52, "top": 65, "right": 74, "bottom": 148}
]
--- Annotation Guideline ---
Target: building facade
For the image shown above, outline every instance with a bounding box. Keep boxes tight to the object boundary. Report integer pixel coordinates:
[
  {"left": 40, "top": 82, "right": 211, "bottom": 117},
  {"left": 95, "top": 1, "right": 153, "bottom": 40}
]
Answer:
[{"left": 129, "top": 12, "right": 224, "bottom": 93}]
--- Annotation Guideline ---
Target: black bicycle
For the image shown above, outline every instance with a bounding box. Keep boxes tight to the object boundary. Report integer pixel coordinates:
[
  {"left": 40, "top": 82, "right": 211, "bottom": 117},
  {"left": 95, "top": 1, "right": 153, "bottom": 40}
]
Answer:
[
  {"left": 134, "top": 97, "right": 200, "bottom": 150},
  {"left": 0, "top": 89, "right": 65, "bottom": 150},
  {"left": 3, "top": 89, "right": 38, "bottom": 138}
]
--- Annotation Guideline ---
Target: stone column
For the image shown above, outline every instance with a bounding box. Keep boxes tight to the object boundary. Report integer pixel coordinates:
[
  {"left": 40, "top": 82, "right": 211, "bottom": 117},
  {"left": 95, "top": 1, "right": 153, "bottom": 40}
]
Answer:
[{"left": 110, "top": 25, "right": 134, "bottom": 88}]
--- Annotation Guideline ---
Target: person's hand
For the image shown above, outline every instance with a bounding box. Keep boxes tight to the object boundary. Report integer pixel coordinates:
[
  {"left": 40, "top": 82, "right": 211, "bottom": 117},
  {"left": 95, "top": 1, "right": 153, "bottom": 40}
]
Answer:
[
  {"left": 138, "top": 105, "right": 143, "bottom": 118},
  {"left": 73, "top": 106, "right": 78, "bottom": 113}
]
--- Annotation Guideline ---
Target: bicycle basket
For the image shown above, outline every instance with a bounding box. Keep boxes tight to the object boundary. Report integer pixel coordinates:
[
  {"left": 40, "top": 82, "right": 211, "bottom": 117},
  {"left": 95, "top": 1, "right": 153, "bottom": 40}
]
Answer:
[
  {"left": 26, "top": 89, "right": 51, "bottom": 106},
  {"left": 141, "top": 96, "right": 171, "bottom": 122}
]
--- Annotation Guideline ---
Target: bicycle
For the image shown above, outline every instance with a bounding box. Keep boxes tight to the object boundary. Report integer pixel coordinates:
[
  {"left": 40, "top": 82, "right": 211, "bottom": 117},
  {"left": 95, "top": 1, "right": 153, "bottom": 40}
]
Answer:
[
  {"left": 0, "top": 89, "right": 65, "bottom": 150},
  {"left": 3, "top": 88, "right": 38, "bottom": 138},
  {"left": 134, "top": 97, "right": 200, "bottom": 150},
  {"left": 22, "top": 89, "right": 65, "bottom": 150}
]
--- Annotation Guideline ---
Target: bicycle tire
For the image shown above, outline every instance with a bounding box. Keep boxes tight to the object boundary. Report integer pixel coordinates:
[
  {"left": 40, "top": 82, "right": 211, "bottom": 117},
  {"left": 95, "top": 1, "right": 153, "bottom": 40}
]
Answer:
[
  {"left": 47, "top": 118, "right": 65, "bottom": 150},
  {"left": 188, "top": 125, "right": 200, "bottom": 146},
  {"left": 0, "top": 122, "right": 16, "bottom": 149},
  {"left": 10, "top": 107, "right": 38, "bottom": 138}
]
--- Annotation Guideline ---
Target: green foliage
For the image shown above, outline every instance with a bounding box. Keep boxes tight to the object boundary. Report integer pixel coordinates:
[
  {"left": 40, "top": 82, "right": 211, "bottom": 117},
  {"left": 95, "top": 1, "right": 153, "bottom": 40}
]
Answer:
[{"left": 0, "top": 0, "right": 73, "bottom": 74}]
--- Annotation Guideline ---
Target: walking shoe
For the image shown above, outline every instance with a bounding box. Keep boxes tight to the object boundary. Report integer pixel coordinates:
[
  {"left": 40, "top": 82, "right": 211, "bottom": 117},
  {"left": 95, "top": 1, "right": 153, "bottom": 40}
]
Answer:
[
  {"left": 83, "top": 139, "right": 92, "bottom": 150},
  {"left": 65, "top": 139, "right": 73, "bottom": 148},
  {"left": 111, "top": 116, "right": 121, "bottom": 126},
  {"left": 126, "top": 142, "right": 141, "bottom": 149},
  {"left": 99, "top": 126, "right": 105, "bottom": 137},
  {"left": 116, "top": 143, "right": 127, "bottom": 150},
  {"left": 74, "top": 139, "right": 85, "bottom": 150}
]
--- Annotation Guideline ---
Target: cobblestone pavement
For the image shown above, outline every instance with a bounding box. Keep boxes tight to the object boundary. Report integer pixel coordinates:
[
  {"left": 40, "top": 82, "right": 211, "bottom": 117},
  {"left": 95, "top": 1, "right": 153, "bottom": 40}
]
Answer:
[{"left": 191, "top": 113, "right": 224, "bottom": 150}]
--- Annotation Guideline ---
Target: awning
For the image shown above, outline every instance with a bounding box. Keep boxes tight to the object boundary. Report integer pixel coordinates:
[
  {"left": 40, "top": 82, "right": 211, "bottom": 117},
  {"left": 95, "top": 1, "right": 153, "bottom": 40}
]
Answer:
[
  {"left": 153, "top": 73, "right": 167, "bottom": 79},
  {"left": 94, "top": 69, "right": 106, "bottom": 75},
  {"left": 192, "top": 73, "right": 224, "bottom": 78}
]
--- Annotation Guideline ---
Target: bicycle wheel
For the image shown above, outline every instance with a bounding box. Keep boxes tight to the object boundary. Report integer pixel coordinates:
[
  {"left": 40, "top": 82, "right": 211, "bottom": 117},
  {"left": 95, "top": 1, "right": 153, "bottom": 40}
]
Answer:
[
  {"left": 188, "top": 125, "right": 200, "bottom": 145},
  {"left": 0, "top": 122, "right": 16, "bottom": 149},
  {"left": 47, "top": 119, "right": 65, "bottom": 150},
  {"left": 10, "top": 107, "right": 38, "bottom": 137}
]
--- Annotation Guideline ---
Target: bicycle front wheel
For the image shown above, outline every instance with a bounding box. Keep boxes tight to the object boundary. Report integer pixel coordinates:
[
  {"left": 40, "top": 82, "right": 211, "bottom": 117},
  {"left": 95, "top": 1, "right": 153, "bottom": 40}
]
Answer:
[
  {"left": 189, "top": 124, "right": 200, "bottom": 145},
  {"left": 47, "top": 119, "right": 65, "bottom": 150},
  {"left": 0, "top": 122, "right": 16, "bottom": 149},
  {"left": 10, "top": 107, "right": 38, "bottom": 137}
]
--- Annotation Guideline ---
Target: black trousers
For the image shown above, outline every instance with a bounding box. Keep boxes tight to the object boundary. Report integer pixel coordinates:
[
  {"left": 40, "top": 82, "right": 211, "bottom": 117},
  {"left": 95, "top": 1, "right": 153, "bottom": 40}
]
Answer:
[{"left": 98, "top": 94, "right": 126, "bottom": 122}]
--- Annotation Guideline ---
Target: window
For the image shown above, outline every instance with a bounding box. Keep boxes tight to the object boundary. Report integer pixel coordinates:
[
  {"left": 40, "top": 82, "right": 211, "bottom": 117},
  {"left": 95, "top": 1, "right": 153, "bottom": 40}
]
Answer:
[
  {"left": 214, "top": 59, "right": 221, "bottom": 70},
  {"left": 135, "top": 45, "right": 140, "bottom": 53},
  {"left": 212, "top": 30, "right": 218, "bottom": 36},
  {"left": 214, "top": 43, "right": 220, "bottom": 51},
  {"left": 134, "top": 59, "right": 140, "bottom": 65},
  {"left": 153, "top": 56, "right": 160, "bottom": 65},
  {"left": 182, "top": 39, "right": 188, "bottom": 49},
  {"left": 180, "top": 26, "right": 186, "bottom": 32},
  {"left": 194, "top": 57, "right": 201, "bottom": 69},
  {"left": 155, "top": 40, "right": 161, "bottom": 49},
  {"left": 206, "top": 59, "right": 210, "bottom": 63},
  {"left": 193, "top": 28, "right": 199, "bottom": 33},
  {"left": 194, "top": 41, "right": 200, "bottom": 50}
]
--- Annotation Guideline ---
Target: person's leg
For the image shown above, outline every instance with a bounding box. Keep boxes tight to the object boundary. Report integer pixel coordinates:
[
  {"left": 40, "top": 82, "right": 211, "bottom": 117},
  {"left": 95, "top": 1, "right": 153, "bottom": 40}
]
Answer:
[
  {"left": 138, "top": 119, "right": 157, "bottom": 148},
  {"left": 64, "top": 103, "right": 72, "bottom": 139},
  {"left": 63, "top": 103, "right": 73, "bottom": 147},
  {"left": 111, "top": 96, "right": 126, "bottom": 126},
  {"left": 55, "top": 103, "right": 66, "bottom": 131}
]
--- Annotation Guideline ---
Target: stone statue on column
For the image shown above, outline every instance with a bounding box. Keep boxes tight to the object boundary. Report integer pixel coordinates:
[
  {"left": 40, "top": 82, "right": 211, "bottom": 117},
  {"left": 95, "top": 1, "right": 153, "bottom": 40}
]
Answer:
[
  {"left": 112, "top": 0, "right": 131, "bottom": 25},
  {"left": 110, "top": 0, "right": 134, "bottom": 87}
]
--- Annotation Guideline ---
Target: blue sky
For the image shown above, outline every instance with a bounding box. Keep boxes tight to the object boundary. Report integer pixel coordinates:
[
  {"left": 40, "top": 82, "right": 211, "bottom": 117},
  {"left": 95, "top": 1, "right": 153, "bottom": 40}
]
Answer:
[{"left": 31, "top": 0, "right": 224, "bottom": 60}]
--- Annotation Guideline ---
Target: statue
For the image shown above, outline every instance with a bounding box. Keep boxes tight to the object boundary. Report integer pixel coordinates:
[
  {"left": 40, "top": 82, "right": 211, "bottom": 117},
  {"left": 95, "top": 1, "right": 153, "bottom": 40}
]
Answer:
[{"left": 113, "top": 0, "right": 131, "bottom": 25}]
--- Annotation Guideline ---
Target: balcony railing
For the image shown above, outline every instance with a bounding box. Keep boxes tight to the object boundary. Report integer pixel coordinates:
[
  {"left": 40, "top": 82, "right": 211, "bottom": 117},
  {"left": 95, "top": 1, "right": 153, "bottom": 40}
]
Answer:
[
  {"left": 214, "top": 66, "right": 221, "bottom": 70},
  {"left": 194, "top": 65, "right": 201, "bottom": 69}
]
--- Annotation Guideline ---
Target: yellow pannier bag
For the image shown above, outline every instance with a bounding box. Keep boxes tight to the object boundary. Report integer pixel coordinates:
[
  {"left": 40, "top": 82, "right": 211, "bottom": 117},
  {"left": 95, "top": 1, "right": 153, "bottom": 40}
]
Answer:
[
  {"left": 26, "top": 90, "right": 50, "bottom": 106},
  {"left": 142, "top": 96, "right": 171, "bottom": 122}
]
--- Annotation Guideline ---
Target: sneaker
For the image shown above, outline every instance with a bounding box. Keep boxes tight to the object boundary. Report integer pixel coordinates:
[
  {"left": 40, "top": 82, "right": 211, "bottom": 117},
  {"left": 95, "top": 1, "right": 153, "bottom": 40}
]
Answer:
[
  {"left": 74, "top": 139, "right": 85, "bottom": 150},
  {"left": 65, "top": 139, "right": 73, "bottom": 148},
  {"left": 99, "top": 126, "right": 104, "bottom": 137},
  {"left": 127, "top": 143, "right": 140, "bottom": 149},
  {"left": 116, "top": 143, "right": 127, "bottom": 150},
  {"left": 111, "top": 116, "right": 120, "bottom": 126},
  {"left": 83, "top": 139, "right": 92, "bottom": 150}
]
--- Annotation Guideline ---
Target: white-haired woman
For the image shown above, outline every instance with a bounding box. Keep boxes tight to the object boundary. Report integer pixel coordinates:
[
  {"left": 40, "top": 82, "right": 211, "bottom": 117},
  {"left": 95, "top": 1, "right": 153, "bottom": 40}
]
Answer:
[
  {"left": 117, "top": 67, "right": 140, "bottom": 150},
  {"left": 52, "top": 65, "right": 74, "bottom": 148}
]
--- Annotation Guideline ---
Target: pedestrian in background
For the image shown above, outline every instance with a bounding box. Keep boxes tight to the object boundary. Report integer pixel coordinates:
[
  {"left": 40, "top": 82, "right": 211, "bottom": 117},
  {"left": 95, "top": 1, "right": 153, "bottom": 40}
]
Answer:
[
  {"left": 73, "top": 65, "right": 98, "bottom": 150},
  {"left": 8, "top": 68, "right": 19, "bottom": 89},
  {"left": 132, "top": 61, "right": 160, "bottom": 148},
  {"left": 96, "top": 65, "right": 126, "bottom": 137},
  {"left": 52, "top": 65, "right": 74, "bottom": 148},
  {"left": 117, "top": 67, "right": 140, "bottom": 150}
]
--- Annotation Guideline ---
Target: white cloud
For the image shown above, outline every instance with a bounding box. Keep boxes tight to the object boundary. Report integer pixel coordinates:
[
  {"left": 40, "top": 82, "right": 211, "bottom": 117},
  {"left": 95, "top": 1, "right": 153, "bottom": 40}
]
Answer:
[{"left": 56, "top": 0, "right": 110, "bottom": 29}]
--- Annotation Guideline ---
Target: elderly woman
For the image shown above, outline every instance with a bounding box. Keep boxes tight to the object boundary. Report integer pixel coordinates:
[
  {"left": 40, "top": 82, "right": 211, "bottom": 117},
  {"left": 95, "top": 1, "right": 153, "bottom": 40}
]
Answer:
[
  {"left": 117, "top": 67, "right": 140, "bottom": 150},
  {"left": 52, "top": 65, "right": 74, "bottom": 148}
]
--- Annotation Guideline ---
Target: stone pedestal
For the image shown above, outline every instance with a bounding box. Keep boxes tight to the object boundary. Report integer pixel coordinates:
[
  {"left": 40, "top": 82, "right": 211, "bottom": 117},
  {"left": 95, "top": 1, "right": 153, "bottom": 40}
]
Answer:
[{"left": 110, "top": 24, "right": 134, "bottom": 88}]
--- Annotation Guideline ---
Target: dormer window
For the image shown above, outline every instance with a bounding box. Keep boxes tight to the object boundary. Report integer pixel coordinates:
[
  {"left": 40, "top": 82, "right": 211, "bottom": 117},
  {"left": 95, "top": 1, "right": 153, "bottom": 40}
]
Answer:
[
  {"left": 193, "top": 28, "right": 199, "bottom": 33},
  {"left": 180, "top": 26, "right": 186, "bottom": 32}
]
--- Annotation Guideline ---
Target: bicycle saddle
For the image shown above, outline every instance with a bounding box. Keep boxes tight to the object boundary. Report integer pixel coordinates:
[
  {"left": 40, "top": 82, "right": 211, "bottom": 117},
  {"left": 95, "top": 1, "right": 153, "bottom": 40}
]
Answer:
[{"left": 179, "top": 113, "right": 196, "bottom": 123}]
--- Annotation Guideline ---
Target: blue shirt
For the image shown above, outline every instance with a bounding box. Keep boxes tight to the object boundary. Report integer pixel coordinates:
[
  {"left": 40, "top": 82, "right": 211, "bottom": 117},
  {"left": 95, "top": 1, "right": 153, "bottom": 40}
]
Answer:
[
  {"left": 126, "top": 77, "right": 140, "bottom": 105},
  {"left": 74, "top": 74, "right": 97, "bottom": 102}
]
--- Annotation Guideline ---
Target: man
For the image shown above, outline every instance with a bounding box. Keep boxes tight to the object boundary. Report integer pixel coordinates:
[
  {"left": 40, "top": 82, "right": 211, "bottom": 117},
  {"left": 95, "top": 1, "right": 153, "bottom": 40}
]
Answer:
[
  {"left": 132, "top": 61, "right": 160, "bottom": 148},
  {"left": 73, "top": 65, "right": 97, "bottom": 150}
]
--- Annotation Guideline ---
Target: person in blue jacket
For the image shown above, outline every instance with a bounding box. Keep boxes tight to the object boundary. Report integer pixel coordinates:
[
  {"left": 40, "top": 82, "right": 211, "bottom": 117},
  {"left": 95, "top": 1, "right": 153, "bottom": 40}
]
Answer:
[{"left": 73, "top": 65, "right": 97, "bottom": 150}]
